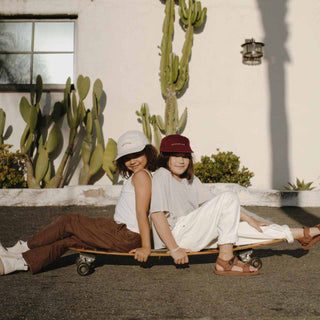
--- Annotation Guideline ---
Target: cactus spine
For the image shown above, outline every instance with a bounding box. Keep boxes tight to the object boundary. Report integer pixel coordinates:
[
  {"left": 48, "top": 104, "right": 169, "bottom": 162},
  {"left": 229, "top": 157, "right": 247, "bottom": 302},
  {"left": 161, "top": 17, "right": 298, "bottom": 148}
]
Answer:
[{"left": 157, "top": 0, "right": 206, "bottom": 135}]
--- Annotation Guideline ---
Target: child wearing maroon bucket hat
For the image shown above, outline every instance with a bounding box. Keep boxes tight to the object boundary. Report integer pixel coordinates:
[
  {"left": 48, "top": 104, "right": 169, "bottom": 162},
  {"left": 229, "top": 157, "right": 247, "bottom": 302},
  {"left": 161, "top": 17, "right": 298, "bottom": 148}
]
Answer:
[
  {"left": 159, "top": 134, "right": 194, "bottom": 153},
  {"left": 150, "top": 134, "right": 320, "bottom": 276}
]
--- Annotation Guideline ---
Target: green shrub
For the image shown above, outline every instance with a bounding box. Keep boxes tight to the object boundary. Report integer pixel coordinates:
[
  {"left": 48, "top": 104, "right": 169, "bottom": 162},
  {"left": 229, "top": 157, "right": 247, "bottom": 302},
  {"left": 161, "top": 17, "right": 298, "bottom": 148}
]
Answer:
[
  {"left": 0, "top": 144, "right": 27, "bottom": 188},
  {"left": 194, "top": 150, "right": 254, "bottom": 187},
  {"left": 284, "top": 178, "right": 315, "bottom": 191}
]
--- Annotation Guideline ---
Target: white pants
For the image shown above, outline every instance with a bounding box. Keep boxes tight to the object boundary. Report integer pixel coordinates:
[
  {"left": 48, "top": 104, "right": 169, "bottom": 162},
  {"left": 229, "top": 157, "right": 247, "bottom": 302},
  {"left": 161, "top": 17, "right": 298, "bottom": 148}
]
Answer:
[{"left": 166, "top": 192, "right": 294, "bottom": 251}]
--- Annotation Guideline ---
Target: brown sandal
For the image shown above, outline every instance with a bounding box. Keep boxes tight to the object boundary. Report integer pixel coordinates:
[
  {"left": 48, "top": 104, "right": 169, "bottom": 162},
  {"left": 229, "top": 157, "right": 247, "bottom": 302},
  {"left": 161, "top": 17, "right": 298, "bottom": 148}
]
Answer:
[
  {"left": 214, "top": 256, "right": 260, "bottom": 276},
  {"left": 298, "top": 224, "right": 320, "bottom": 250}
]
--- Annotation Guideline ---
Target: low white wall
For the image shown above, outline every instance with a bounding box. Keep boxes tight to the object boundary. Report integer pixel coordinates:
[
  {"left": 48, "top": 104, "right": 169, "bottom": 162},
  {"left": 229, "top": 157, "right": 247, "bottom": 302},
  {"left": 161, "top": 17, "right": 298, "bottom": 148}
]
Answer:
[
  {"left": 1, "top": 0, "right": 320, "bottom": 190},
  {"left": 1, "top": 184, "right": 319, "bottom": 207}
]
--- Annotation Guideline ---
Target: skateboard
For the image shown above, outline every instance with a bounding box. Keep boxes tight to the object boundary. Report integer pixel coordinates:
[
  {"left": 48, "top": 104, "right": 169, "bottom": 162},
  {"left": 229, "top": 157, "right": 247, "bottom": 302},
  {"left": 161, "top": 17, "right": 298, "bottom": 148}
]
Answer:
[{"left": 69, "top": 238, "right": 285, "bottom": 276}]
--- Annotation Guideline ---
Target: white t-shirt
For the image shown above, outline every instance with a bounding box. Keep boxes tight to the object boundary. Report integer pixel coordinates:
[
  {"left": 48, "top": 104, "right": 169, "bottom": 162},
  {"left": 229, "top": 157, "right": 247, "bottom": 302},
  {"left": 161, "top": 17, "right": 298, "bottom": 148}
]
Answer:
[
  {"left": 114, "top": 170, "right": 152, "bottom": 234},
  {"left": 150, "top": 167, "right": 214, "bottom": 229}
]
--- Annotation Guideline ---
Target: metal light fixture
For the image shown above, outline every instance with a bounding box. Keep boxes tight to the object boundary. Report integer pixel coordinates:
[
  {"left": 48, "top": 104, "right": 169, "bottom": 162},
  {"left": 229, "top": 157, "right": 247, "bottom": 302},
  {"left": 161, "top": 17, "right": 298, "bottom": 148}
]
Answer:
[{"left": 241, "top": 38, "right": 264, "bottom": 65}]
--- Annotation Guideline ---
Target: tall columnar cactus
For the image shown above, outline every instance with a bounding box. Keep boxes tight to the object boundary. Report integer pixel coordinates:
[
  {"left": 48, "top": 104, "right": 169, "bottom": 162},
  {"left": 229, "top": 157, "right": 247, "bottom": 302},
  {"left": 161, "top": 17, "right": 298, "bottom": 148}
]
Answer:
[
  {"left": 150, "top": 115, "right": 162, "bottom": 150},
  {"left": 136, "top": 103, "right": 162, "bottom": 150},
  {"left": 156, "top": 0, "right": 206, "bottom": 135},
  {"left": 0, "top": 108, "right": 6, "bottom": 145},
  {"left": 136, "top": 103, "right": 152, "bottom": 143}
]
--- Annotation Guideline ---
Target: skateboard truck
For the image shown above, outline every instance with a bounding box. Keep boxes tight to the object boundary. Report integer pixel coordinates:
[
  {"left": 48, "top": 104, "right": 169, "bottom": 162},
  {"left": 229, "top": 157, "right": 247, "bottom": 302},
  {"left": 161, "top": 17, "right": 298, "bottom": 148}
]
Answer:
[
  {"left": 238, "top": 249, "right": 263, "bottom": 269},
  {"left": 76, "top": 252, "right": 96, "bottom": 276}
]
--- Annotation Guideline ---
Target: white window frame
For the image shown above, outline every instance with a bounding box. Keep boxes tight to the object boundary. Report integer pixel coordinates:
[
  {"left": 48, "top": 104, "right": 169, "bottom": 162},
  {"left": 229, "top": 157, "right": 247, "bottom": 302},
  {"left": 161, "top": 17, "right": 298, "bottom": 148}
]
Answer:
[{"left": 0, "top": 15, "right": 77, "bottom": 92}]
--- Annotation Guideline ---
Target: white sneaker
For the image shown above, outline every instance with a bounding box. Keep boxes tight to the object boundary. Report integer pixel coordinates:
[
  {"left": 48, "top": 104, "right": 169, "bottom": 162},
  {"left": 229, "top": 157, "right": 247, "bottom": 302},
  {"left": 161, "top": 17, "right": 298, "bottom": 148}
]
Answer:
[
  {"left": 0, "top": 255, "right": 28, "bottom": 275},
  {"left": 0, "top": 242, "right": 9, "bottom": 255},
  {"left": 7, "top": 240, "right": 29, "bottom": 254}
]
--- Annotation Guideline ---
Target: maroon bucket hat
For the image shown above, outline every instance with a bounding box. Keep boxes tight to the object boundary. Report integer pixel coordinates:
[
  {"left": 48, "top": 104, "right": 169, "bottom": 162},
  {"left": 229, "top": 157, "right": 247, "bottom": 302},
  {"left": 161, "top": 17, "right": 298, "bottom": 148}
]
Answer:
[{"left": 160, "top": 134, "right": 194, "bottom": 153}]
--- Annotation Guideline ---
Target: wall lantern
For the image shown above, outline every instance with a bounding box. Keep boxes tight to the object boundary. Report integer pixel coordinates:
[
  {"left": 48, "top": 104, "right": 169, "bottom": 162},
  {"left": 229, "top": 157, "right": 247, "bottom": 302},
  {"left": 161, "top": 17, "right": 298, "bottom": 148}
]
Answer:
[{"left": 241, "top": 38, "right": 264, "bottom": 65}]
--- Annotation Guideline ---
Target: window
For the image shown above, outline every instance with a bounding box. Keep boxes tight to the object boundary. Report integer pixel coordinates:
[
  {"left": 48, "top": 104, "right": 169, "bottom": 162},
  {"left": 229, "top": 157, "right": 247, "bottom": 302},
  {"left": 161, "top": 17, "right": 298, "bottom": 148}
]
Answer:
[{"left": 0, "top": 15, "right": 76, "bottom": 91}]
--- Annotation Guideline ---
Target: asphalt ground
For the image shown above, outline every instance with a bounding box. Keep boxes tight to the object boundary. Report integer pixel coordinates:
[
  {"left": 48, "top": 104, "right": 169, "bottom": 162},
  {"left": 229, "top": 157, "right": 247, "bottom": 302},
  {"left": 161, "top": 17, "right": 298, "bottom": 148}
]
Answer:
[{"left": 0, "top": 206, "right": 319, "bottom": 320}]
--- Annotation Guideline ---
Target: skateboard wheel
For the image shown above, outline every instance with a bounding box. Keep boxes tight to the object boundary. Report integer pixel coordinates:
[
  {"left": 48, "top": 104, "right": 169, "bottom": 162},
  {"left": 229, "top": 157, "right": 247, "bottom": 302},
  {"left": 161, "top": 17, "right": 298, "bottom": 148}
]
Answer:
[
  {"left": 140, "top": 260, "right": 153, "bottom": 268},
  {"left": 77, "top": 263, "right": 91, "bottom": 276},
  {"left": 250, "top": 257, "right": 262, "bottom": 269},
  {"left": 76, "top": 257, "right": 81, "bottom": 267}
]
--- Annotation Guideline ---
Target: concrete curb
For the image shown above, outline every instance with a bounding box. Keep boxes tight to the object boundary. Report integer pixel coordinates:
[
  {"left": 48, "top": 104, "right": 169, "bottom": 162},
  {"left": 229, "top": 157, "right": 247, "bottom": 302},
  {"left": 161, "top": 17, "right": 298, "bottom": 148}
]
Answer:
[
  {"left": 0, "top": 183, "right": 319, "bottom": 207},
  {"left": 206, "top": 183, "right": 320, "bottom": 207}
]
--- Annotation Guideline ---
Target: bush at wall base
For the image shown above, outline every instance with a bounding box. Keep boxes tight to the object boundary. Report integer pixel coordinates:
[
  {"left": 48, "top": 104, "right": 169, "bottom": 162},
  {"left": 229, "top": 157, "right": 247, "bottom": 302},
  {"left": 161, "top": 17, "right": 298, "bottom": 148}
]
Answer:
[
  {"left": 0, "top": 144, "right": 27, "bottom": 188},
  {"left": 194, "top": 150, "right": 254, "bottom": 187}
]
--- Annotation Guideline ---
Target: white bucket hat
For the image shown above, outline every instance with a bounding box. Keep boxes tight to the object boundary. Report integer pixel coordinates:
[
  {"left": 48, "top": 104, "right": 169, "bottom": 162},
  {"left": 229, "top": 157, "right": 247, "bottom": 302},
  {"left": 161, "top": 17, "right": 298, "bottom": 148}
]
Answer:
[{"left": 115, "top": 130, "right": 149, "bottom": 160}]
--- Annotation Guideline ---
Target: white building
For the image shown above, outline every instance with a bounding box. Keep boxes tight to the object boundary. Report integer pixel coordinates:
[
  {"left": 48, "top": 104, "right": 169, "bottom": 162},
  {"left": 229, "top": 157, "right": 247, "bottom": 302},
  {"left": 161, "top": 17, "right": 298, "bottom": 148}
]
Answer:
[{"left": 1, "top": 0, "right": 320, "bottom": 190}]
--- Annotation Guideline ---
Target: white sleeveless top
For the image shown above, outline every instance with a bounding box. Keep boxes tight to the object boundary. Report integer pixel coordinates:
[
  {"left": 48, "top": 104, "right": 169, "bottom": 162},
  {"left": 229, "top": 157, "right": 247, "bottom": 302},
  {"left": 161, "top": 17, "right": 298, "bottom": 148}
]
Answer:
[{"left": 114, "top": 169, "right": 152, "bottom": 234}]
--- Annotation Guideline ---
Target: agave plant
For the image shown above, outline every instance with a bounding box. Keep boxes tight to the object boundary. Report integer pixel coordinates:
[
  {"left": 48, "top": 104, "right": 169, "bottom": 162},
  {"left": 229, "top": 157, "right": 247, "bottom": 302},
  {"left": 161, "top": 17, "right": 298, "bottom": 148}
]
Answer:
[{"left": 284, "top": 178, "right": 316, "bottom": 191}]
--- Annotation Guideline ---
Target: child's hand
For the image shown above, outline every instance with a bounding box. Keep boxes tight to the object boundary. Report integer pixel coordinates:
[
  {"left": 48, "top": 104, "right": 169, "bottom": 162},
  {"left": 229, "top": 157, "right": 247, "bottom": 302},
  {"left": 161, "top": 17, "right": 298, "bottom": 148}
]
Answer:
[
  {"left": 129, "top": 247, "right": 151, "bottom": 262},
  {"left": 248, "top": 218, "right": 269, "bottom": 233},
  {"left": 170, "top": 247, "right": 189, "bottom": 265}
]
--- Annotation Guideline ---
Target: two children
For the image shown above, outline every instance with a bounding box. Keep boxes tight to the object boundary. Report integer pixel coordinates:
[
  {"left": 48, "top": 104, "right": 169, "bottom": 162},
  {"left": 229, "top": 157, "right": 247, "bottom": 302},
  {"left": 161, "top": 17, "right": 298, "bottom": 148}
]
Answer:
[
  {"left": 1, "top": 132, "right": 319, "bottom": 276},
  {"left": 0, "top": 131, "right": 157, "bottom": 275}
]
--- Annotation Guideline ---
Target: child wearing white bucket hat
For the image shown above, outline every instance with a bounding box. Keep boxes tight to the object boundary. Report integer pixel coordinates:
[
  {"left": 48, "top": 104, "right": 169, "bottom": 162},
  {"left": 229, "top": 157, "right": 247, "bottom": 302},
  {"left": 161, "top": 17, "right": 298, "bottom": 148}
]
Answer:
[{"left": 0, "top": 130, "right": 157, "bottom": 275}]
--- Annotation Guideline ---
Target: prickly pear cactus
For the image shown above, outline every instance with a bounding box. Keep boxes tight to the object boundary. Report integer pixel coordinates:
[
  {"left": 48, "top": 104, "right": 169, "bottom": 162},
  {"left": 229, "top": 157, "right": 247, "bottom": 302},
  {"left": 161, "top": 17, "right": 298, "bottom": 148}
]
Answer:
[
  {"left": 102, "top": 138, "right": 117, "bottom": 183},
  {"left": 157, "top": 0, "right": 206, "bottom": 135},
  {"left": 19, "top": 75, "right": 65, "bottom": 188},
  {"left": 19, "top": 75, "right": 44, "bottom": 188},
  {"left": 17, "top": 74, "right": 113, "bottom": 188},
  {"left": 79, "top": 78, "right": 109, "bottom": 185},
  {"left": 47, "top": 76, "right": 88, "bottom": 188}
]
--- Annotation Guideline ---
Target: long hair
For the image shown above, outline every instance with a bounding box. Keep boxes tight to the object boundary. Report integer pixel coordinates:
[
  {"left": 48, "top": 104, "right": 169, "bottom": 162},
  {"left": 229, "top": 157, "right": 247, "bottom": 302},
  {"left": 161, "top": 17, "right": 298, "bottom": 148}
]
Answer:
[
  {"left": 116, "top": 144, "right": 158, "bottom": 179},
  {"left": 157, "top": 152, "right": 194, "bottom": 180}
]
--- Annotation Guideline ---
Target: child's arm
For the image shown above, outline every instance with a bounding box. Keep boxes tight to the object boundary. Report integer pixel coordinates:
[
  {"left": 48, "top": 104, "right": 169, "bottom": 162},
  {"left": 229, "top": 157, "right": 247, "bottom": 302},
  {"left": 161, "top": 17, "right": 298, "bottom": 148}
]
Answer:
[
  {"left": 151, "top": 211, "right": 189, "bottom": 265},
  {"left": 130, "top": 170, "right": 152, "bottom": 262}
]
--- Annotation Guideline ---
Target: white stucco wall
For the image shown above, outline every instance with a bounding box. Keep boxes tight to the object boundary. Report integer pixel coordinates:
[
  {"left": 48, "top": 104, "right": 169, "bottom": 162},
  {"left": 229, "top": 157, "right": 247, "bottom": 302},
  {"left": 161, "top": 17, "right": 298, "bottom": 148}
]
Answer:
[{"left": 1, "top": 0, "right": 320, "bottom": 190}]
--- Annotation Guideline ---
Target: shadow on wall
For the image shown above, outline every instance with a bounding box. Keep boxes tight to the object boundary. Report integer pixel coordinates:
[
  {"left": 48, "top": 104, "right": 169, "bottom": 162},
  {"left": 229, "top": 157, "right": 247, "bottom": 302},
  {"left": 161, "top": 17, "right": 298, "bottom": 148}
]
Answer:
[{"left": 257, "top": 0, "right": 290, "bottom": 192}]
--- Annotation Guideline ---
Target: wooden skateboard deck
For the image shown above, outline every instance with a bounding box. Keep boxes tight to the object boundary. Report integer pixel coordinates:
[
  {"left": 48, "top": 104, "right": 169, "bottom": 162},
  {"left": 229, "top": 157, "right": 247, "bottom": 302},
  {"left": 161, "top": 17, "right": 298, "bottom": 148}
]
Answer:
[{"left": 70, "top": 238, "right": 285, "bottom": 276}]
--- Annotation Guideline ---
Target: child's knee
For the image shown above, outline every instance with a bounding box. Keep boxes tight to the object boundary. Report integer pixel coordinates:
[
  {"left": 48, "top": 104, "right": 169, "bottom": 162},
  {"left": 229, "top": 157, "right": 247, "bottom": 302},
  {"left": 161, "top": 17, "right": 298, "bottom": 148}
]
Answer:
[
  {"left": 57, "top": 212, "right": 80, "bottom": 223},
  {"left": 222, "top": 191, "right": 240, "bottom": 205}
]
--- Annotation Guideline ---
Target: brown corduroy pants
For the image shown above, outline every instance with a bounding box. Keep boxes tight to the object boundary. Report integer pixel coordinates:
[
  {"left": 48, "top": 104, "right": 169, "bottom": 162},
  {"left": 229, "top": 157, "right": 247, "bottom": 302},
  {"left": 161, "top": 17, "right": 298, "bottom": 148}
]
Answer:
[{"left": 22, "top": 212, "right": 141, "bottom": 274}]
